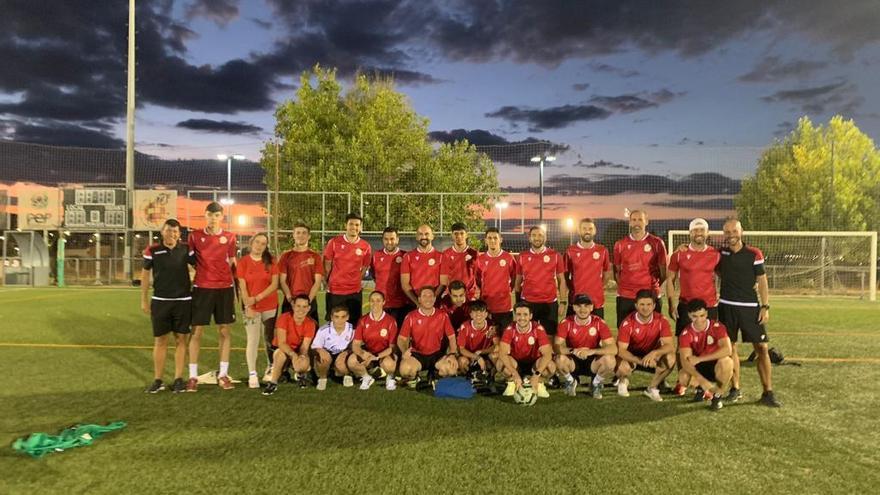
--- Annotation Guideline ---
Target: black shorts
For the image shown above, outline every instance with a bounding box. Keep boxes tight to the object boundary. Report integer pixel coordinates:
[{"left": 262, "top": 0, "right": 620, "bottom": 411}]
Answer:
[
  {"left": 490, "top": 311, "right": 513, "bottom": 333},
  {"left": 151, "top": 299, "right": 191, "bottom": 337},
  {"left": 516, "top": 358, "right": 538, "bottom": 378},
  {"left": 523, "top": 300, "right": 559, "bottom": 335},
  {"left": 191, "top": 287, "right": 235, "bottom": 326},
  {"left": 326, "top": 292, "right": 363, "bottom": 325},
  {"left": 718, "top": 303, "right": 768, "bottom": 343},
  {"left": 675, "top": 303, "right": 719, "bottom": 336},
  {"left": 413, "top": 351, "right": 445, "bottom": 373},
  {"left": 626, "top": 351, "right": 657, "bottom": 374},
  {"left": 616, "top": 296, "right": 662, "bottom": 328},
  {"left": 695, "top": 360, "right": 718, "bottom": 382},
  {"left": 280, "top": 298, "right": 319, "bottom": 323},
  {"left": 569, "top": 355, "right": 597, "bottom": 377},
  {"left": 565, "top": 304, "right": 605, "bottom": 320}
]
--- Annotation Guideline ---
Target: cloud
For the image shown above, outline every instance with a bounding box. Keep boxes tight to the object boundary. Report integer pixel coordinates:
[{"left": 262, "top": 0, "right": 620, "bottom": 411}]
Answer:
[
  {"left": 1, "top": 119, "right": 124, "bottom": 149},
  {"left": 503, "top": 172, "right": 740, "bottom": 197},
  {"left": 360, "top": 67, "right": 445, "bottom": 85},
  {"left": 572, "top": 159, "right": 638, "bottom": 171},
  {"left": 572, "top": 82, "right": 590, "bottom": 91},
  {"left": 175, "top": 119, "right": 263, "bottom": 134},
  {"left": 761, "top": 80, "right": 862, "bottom": 114},
  {"left": 678, "top": 137, "right": 705, "bottom": 146},
  {"left": 739, "top": 56, "right": 828, "bottom": 82},
  {"left": 185, "top": 0, "right": 240, "bottom": 27},
  {"left": 485, "top": 105, "right": 612, "bottom": 131},
  {"left": 249, "top": 17, "right": 273, "bottom": 30},
  {"left": 428, "top": 128, "right": 570, "bottom": 166},
  {"left": 774, "top": 120, "right": 795, "bottom": 138},
  {"left": 589, "top": 62, "right": 640, "bottom": 78}
]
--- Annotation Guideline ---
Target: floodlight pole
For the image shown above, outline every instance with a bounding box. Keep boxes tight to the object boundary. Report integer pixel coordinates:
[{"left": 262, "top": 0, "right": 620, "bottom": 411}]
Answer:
[
  {"left": 124, "top": 0, "right": 136, "bottom": 282},
  {"left": 531, "top": 154, "right": 556, "bottom": 224}
]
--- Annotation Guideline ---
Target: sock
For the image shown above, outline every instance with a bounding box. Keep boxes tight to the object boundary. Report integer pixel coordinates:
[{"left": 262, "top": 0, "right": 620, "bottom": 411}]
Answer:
[
  {"left": 563, "top": 373, "right": 574, "bottom": 383},
  {"left": 249, "top": 370, "right": 257, "bottom": 376},
  {"left": 219, "top": 361, "right": 229, "bottom": 377},
  {"left": 189, "top": 364, "right": 198, "bottom": 379},
  {"left": 592, "top": 374, "right": 603, "bottom": 386},
  {"left": 387, "top": 374, "right": 394, "bottom": 380}
]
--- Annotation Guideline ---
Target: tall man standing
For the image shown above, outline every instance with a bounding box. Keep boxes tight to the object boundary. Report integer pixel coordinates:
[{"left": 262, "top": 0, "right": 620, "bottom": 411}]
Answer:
[
  {"left": 515, "top": 226, "right": 567, "bottom": 335},
  {"left": 475, "top": 227, "right": 517, "bottom": 331},
  {"left": 566, "top": 217, "right": 612, "bottom": 319},
  {"left": 613, "top": 209, "right": 667, "bottom": 327},
  {"left": 323, "top": 213, "right": 371, "bottom": 325},
  {"left": 371, "top": 226, "right": 410, "bottom": 328},
  {"left": 440, "top": 222, "right": 479, "bottom": 299},
  {"left": 401, "top": 224, "right": 444, "bottom": 306},
  {"left": 666, "top": 218, "right": 720, "bottom": 335},
  {"left": 278, "top": 223, "right": 323, "bottom": 323}
]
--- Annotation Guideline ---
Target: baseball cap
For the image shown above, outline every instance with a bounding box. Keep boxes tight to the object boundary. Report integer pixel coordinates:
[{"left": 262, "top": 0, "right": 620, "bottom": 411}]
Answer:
[
  {"left": 572, "top": 294, "right": 593, "bottom": 305},
  {"left": 689, "top": 218, "right": 709, "bottom": 231}
]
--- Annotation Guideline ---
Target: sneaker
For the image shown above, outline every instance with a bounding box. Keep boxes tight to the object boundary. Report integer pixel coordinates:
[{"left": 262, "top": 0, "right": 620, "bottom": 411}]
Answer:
[
  {"left": 563, "top": 378, "right": 578, "bottom": 397},
  {"left": 316, "top": 378, "right": 328, "bottom": 391},
  {"left": 502, "top": 381, "right": 516, "bottom": 397},
  {"left": 591, "top": 382, "right": 603, "bottom": 399},
  {"left": 343, "top": 375, "right": 354, "bottom": 388},
  {"left": 297, "top": 374, "right": 309, "bottom": 389},
  {"left": 218, "top": 375, "right": 234, "bottom": 390},
  {"left": 710, "top": 394, "right": 724, "bottom": 411},
  {"left": 262, "top": 382, "right": 277, "bottom": 396},
  {"left": 643, "top": 387, "right": 663, "bottom": 402},
  {"left": 760, "top": 391, "right": 782, "bottom": 408},
  {"left": 359, "top": 375, "right": 375, "bottom": 390},
  {"left": 617, "top": 378, "right": 630, "bottom": 397},
  {"left": 171, "top": 378, "right": 186, "bottom": 394},
  {"left": 385, "top": 377, "right": 397, "bottom": 391},
  {"left": 536, "top": 383, "right": 550, "bottom": 399},
  {"left": 186, "top": 377, "right": 198, "bottom": 393},
  {"left": 672, "top": 383, "right": 687, "bottom": 397},
  {"left": 197, "top": 370, "right": 218, "bottom": 385},
  {"left": 248, "top": 375, "right": 260, "bottom": 389},
  {"left": 725, "top": 388, "right": 742, "bottom": 403},
  {"left": 262, "top": 366, "right": 273, "bottom": 383},
  {"left": 145, "top": 379, "right": 165, "bottom": 394},
  {"left": 692, "top": 387, "right": 706, "bottom": 402}
]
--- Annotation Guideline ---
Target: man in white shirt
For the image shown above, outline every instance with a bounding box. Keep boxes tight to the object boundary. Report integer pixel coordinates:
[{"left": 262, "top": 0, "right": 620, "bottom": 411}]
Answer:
[{"left": 311, "top": 305, "right": 355, "bottom": 390}]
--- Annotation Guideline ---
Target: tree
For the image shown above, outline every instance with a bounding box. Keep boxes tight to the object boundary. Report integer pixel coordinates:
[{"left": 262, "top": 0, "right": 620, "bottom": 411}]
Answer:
[
  {"left": 260, "top": 66, "right": 500, "bottom": 247},
  {"left": 736, "top": 116, "right": 880, "bottom": 232}
]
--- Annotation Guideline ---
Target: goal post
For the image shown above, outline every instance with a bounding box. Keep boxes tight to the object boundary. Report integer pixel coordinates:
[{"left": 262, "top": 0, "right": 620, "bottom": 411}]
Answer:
[{"left": 667, "top": 230, "right": 878, "bottom": 301}]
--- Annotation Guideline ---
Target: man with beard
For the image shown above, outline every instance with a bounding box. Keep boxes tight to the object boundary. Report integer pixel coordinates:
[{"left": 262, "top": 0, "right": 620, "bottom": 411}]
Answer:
[
  {"left": 667, "top": 218, "right": 721, "bottom": 335},
  {"left": 475, "top": 228, "right": 517, "bottom": 332},
  {"left": 514, "top": 226, "right": 567, "bottom": 335},
  {"left": 401, "top": 224, "right": 444, "bottom": 306},
  {"left": 371, "top": 227, "right": 410, "bottom": 328},
  {"left": 565, "top": 218, "right": 612, "bottom": 319},
  {"left": 612, "top": 210, "right": 667, "bottom": 328},
  {"left": 323, "top": 213, "right": 371, "bottom": 325}
]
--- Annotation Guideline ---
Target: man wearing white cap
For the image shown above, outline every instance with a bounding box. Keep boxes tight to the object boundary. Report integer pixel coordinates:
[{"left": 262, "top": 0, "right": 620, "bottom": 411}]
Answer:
[{"left": 666, "top": 218, "right": 721, "bottom": 335}]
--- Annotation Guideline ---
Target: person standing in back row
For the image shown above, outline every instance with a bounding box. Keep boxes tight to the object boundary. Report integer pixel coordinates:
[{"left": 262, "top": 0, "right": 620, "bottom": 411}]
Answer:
[
  {"left": 613, "top": 209, "right": 667, "bottom": 328},
  {"left": 323, "top": 213, "right": 371, "bottom": 325}
]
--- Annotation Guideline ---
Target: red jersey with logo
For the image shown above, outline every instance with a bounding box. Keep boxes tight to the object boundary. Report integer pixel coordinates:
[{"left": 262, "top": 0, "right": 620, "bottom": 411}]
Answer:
[
  {"left": 517, "top": 248, "right": 565, "bottom": 303},
  {"left": 679, "top": 320, "right": 729, "bottom": 357},
  {"left": 456, "top": 320, "right": 495, "bottom": 353},
  {"left": 371, "top": 249, "right": 408, "bottom": 308},
  {"left": 236, "top": 255, "right": 280, "bottom": 312},
  {"left": 501, "top": 322, "right": 550, "bottom": 361},
  {"left": 566, "top": 242, "right": 611, "bottom": 308},
  {"left": 475, "top": 250, "right": 517, "bottom": 313},
  {"left": 617, "top": 312, "right": 672, "bottom": 354},
  {"left": 668, "top": 245, "right": 720, "bottom": 306},
  {"left": 556, "top": 315, "right": 612, "bottom": 350},
  {"left": 440, "top": 298, "right": 471, "bottom": 330},
  {"left": 273, "top": 312, "right": 317, "bottom": 351},
  {"left": 323, "top": 235, "right": 371, "bottom": 295},
  {"left": 399, "top": 308, "right": 454, "bottom": 355},
  {"left": 279, "top": 249, "right": 324, "bottom": 297},
  {"left": 191, "top": 228, "right": 237, "bottom": 289},
  {"left": 354, "top": 312, "right": 398, "bottom": 354},
  {"left": 441, "top": 246, "right": 478, "bottom": 298},
  {"left": 401, "top": 248, "right": 443, "bottom": 290},
  {"left": 613, "top": 234, "right": 668, "bottom": 298}
]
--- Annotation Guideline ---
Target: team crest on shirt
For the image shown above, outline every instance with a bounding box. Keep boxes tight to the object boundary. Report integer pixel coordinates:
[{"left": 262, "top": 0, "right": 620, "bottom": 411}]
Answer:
[
  {"left": 707, "top": 335, "right": 715, "bottom": 345},
  {"left": 686, "top": 254, "right": 692, "bottom": 260},
  {"left": 306, "top": 258, "right": 314, "bottom": 265},
  {"left": 634, "top": 328, "right": 640, "bottom": 335},
  {"left": 465, "top": 254, "right": 472, "bottom": 261},
  {"left": 499, "top": 259, "right": 507, "bottom": 267},
  {"left": 643, "top": 244, "right": 651, "bottom": 252},
  {"left": 527, "top": 336, "right": 535, "bottom": 345},
  {"left": 396, "top": 256, "right": 403, "bottom": 263},
  {"left": 219, "top": 236, "right": 228, "bottom": 244},
  {"left": 428, "top": 258, "right": 436, "bottom": 266},
  {"left": 201, "top": 237, "right": 206, "bottom": 242},
  {"left": 355, "top": 248, "right": 363, "bottom": 256},
  {"left": 592, "top": 252, "right": 600, "bottom": 260},
  {"left": 380, "top": 328, "right": 387, "bottom": 337},
  {"left": 543, "top": 255, "right": 550, "bottom": 263},
  {"left": 589, "top": 327, "right": 597, "bottom": 336},
  {"left": 417, "top": 319, "right": 422, "bottom": 325}
]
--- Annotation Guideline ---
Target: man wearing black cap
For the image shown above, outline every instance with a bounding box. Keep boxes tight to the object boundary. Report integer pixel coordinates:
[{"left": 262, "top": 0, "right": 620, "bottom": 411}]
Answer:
[{"left": 553, "top": 293, "right": 616, "bottom": 399}]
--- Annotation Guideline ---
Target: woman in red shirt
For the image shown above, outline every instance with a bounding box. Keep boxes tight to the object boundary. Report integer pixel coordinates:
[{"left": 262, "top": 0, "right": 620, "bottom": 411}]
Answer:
[{"left": 237, "top": 233, "right": 280, "bottom": 388}]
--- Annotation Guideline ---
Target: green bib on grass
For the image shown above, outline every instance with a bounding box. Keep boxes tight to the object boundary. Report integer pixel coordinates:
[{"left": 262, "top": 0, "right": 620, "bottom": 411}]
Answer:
[{"left": 12, "top": 422, "right": 127, "bottom": 458}]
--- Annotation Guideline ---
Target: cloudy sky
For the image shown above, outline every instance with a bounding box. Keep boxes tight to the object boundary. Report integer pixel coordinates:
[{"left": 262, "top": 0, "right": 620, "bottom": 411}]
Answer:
[{"left": 2, "top": 0, "right": 879, "bottom": 221}]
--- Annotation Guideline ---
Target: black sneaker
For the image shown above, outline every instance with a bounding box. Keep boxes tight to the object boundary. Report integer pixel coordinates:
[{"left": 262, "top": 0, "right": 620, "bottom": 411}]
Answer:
[
  {"left": 145, "top": 379, "right": 165, "bottom": 394},
  {"left": 710, "top": 394, "right": 724, "bottom": 411},
  {"left": 725, "top": 388, "right": 741, "bottom": 403},
  {"left": 171, "top": 378, "right": 186, "bottom": 393},
  {"left": 262, "top": 382, "right": 277, "bottom": 396},
  {"left": 297, "top": 375, "right": 310, "bottom": 389},
  {"left": 760, "top": 391, "right": 782, "bottom": 408},
  {"left": 691, "top": 387, "right": 704, "bottom": 402}
]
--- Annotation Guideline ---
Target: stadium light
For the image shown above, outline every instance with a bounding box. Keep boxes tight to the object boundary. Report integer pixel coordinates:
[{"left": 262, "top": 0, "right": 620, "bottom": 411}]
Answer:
[
  {"left": 530, "top": 153, "right": 556, "bottom": 223},
  {"left": 565, "top": 217, "right": 575, "bottom": 244},
  {"left": 217, "top": 153, "right": 245, "bottom": 205},
  {"left": 495, "top": 201, "right": 509, "bottom": 230},
  {"left": 236, "top": 214, "right": 248, "bottom": 227}
]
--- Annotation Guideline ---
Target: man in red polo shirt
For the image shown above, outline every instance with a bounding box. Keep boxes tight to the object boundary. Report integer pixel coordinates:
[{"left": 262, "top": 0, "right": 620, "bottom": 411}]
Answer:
[
  {"left": 678, "top": 298, "right": 734, "bottom": 411},
  {"left": 566, "top": 217, "right": 612, "bottom": 319},
  {"left": 440, "top": 222, "right": 479, "bottom": 300},
  {"left": 498, "top": 301, "right": 556, "bottom": 400},
  {"left": 554, "top": 294, "right": 616, "bottom": 399},
  {"left": 400, "top": 224, "right": 444, "bottom": 306},
  {"left": 440, "top": 280, "right": 471, "bottom": 330},
  {"left": 515, "top": 226, "right": 567, "bottom": 335},
  {"left": 615, "top": 290, "right": 676, "bottom": 401},
  {"left": 475, "top": 227, "right": 516, "bottom": 332},
  {"left": 613, "top": 209, "right": 667, "bottom": 327},
  {"left": 666, "top": 218, "right": 720, "bottom": 335},
  {"left": 371, "top": 226, "right": 410, "bottom": 328},
  {"left": 397, "top": 286, "right": 459, "bottom": 384},
  {"left": 278, "top": 222, "right": 323, "bottom": 323},
  {"left": 187, "top": 201, "right": 238, "bottom": 392},
  {"left": 323, "top": 213, "right": 371, "bottom": 325},
  {"left": 262, "top": 295, "right": 316, "bottom": 395}
]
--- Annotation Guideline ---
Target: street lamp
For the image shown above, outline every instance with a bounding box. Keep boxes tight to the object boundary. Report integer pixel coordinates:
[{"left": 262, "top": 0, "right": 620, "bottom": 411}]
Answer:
[
  {"left": 217, "top": 154, "right": 245, "bottom": 205},
  {"left": 495, "top": 201, "right": 509, "bottom": 230},
  {"left": 530, "top": 153, "right": 556, "bottom": 223}
]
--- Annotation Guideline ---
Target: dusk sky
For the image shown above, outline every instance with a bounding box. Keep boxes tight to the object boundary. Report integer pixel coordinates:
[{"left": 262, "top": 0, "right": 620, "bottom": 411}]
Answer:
[{"left": 2, "top": 1, "right": 879, "bottom": 221}]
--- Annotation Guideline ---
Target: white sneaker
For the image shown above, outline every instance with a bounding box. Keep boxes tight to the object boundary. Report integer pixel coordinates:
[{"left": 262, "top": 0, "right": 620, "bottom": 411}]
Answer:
[
  {"left": 385, "top": 377, "right": 397, "bottom": 391},
  {"left": 536, "top": 383, "right": 550, "bottom": 399},
  {"left": 502, "top": 381, "right": 516, "bottom": 396},
  {"left": 617, "top": 378, "right": 630, "bottom": 397},
  {"left": 316, "top": 378, "right": 328, "bottom": 391},
  {"left": 248, "top": 375, "right": 260, "bottom": 389},
  {"left": 359, "top": 375, "right": 375, "bottom": 390},
  {"left": 643, "top": 387, "right": 663, "bottom": 402},
  {"left": 343, "top": 375, "right": 354, "bottom": 387}
]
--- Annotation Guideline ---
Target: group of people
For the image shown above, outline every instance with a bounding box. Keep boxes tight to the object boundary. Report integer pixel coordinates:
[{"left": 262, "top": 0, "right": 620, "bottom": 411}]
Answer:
[{"left": 141, "top": 201, "right": 782, "bottom": 410}]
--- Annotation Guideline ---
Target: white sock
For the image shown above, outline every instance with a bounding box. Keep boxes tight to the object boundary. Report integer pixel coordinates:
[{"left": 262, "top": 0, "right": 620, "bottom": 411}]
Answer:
[
  {"left": 219, "top": 361, "right": 229, "bottom": 377},
  {"left": 189, "top": 364, "right": 198, "bottom": 379},
  {"left": 249, "top": 370, "right": 257, "bottom": 376},
  {"left": 592, "top": 374, "right": 603, "bottom": 386},
  {"left": 387, "top": 374, "right": 394, "bottom": 380},
  {"left": 563, "top": 373, "right": 574, "bottom": 383}
]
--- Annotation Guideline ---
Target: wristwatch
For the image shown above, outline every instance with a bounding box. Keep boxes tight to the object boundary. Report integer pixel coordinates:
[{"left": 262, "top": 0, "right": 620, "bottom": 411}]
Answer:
[{"left": 760, "top": 304, "right": 770, "bottom": 310}]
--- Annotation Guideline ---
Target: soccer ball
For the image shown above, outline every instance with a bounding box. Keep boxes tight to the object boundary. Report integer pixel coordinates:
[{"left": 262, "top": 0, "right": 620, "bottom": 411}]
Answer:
[{"left": 514, "top": 386, "right": 537, "bottom": 406}]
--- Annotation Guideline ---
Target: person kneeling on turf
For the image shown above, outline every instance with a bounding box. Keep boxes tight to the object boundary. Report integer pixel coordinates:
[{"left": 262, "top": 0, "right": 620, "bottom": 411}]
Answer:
[
  {"left": 263, "top": 295, "right": 315, "bottom": 395},
  {"left": 456, "top": 299, "right": 499, "bottom": 383},
  {"left": 348, "top": 290, "right": 400, "bottom": 391},
  {"left": 398, "top": 286, "right": 459, "bottom": 386},
  {"left": 311, "top": 305, "right": 355, "bottom": 390},
  {"left": 498, "top": 302, "right": 556, "bottom": 399},
  {"left": 678, "top": 299, "right": 735, "bottom": 410},
  {"left": 554, "top": 294, "right": 616, "bottom": 399},
  {"left": 615, "top": 289, "right": 676, "bottom": 401}
]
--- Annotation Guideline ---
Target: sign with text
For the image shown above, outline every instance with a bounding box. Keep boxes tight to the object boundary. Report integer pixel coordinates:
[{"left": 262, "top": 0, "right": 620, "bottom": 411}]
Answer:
[
  {"left": 19, "top": 187, "right": 62, "bottom": 229},
  {"left": 63, "top": 188, "right": 127, "bottom": 229}
]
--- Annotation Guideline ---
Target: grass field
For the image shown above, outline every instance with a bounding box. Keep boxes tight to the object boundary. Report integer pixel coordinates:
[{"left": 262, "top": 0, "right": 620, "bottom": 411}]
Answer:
[{"left": 1, "top": 287, "right": 879, "bottom": 494}]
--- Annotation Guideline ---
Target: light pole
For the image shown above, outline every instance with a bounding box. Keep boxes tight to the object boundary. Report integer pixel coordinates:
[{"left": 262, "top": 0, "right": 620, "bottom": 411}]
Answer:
[
  {"left": 495, "top": 201, "right": 509, "bottom": 230},
  {"left": 217, "top": 154, "right": 245, "bottom": 205},
  {"left": 530, "top": 153, "right": 556, "bottom": 223}
]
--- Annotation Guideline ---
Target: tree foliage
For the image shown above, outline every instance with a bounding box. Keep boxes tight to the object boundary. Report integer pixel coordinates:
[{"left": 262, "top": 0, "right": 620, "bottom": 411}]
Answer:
[{"left": 736, "top": 116, "right": 880, "bottom": 231}]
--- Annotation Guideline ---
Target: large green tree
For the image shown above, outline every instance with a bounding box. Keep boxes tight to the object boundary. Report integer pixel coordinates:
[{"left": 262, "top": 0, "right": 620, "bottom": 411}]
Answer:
[
  {"left": 736, "top": 116, "right": 880, "bottom": 231},
  {"left": 261, "top": 66, "right": 499, "bottom": 246}
]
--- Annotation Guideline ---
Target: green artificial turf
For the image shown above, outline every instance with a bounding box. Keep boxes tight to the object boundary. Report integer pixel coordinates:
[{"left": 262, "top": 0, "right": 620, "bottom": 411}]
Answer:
[{"left": 1, "top": 288, "right": 879, "bottom": 494}]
